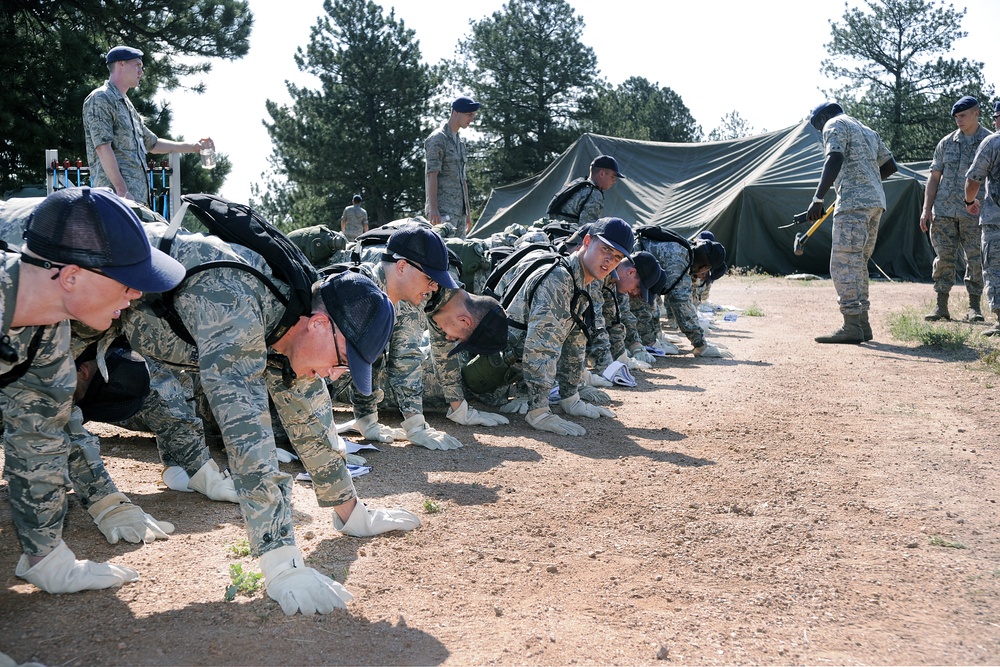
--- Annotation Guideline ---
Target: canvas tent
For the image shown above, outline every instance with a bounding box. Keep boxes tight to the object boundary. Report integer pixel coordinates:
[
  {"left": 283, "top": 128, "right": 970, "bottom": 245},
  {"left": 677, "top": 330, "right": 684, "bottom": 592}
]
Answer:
[{"left": 473, "top": 124, "right": 933, "bottom": 281}]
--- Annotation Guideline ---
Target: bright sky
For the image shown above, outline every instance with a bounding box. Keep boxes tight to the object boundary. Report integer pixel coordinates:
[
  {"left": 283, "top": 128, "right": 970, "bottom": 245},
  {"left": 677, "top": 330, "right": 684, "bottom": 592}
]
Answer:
[{"left": 165, "top": 0, "right": 999, "bottom": 205}]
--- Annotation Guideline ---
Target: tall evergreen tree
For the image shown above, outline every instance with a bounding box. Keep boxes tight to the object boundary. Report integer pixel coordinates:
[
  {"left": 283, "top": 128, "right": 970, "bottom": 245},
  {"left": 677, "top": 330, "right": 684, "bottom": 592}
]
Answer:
[
  {"left": 258, "top": 0, "right": 437, "bottom": 229},
  {"left": 707, "top": 111, "right": 759, "bottom": 141},
  {"left": 577, "top": 77, "right": 703, "bottom": 143},
  {"left": 822, "top": 0, "right": 993, "bottom": 161},
  {"left": 0, "top": 1, "right": 250, "bottom": 196},
  {"left": 450, "top": 0, "right": 599, "bottom": 189}
]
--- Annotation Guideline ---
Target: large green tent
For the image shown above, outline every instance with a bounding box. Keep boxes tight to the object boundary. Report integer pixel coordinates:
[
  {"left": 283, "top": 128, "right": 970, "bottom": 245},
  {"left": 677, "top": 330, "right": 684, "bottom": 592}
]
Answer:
[{"left": 472, "top": 123, "right": 932, "bottom": 280}]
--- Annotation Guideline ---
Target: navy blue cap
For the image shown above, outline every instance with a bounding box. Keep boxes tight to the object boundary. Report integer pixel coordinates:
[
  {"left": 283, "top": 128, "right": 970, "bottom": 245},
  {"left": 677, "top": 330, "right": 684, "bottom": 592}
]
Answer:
[
  {"left": 631, "top": 251, "right": 664, "bottom": 305},
  {"left": 386, "top": 224, "right": 459, "bottom": 289},
  {"left": 24, "top": 187, "right": 185, "bottom": 293},
  {"left": 319, "top": 271, "right": 394, "bottom": 396},
  {"left": 993, "top": 101, "right": 1000, "bottom": 118},
  {"left": 698, "top": 230, "right": 716, "bottom": 242},
  {"left": 951, "top": 95, "right": 979, "bottom": 116},
  {"left": 809, "top": 101, "right": 843, "bottom": 131},
  {"left": 591, "top": 155, "right": 624, "bottom": 178},
  {"left": 448, "top": 303, "right": 509, "bottom": 358},
  {"left": 588, "top": 217, "right": 634, "bottom": 260},
  {"left": 452, "top": 96, "right": 481, "bottom": 113},
  {"left": 106, "top": 46, "right": 143, "bottom": 64}
]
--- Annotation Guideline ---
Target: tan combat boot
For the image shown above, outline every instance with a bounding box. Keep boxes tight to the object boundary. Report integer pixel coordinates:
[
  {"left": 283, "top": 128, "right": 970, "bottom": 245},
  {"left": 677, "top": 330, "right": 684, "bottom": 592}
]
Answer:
[
  {"left": 963, "top": 291, "right": 985, "bottom": 322},
  {"left": 815, "top": 313, "right": 864, "bottom": 344},
  {"left": 924, "top": 292, "right": 950, "bottom": 321}
]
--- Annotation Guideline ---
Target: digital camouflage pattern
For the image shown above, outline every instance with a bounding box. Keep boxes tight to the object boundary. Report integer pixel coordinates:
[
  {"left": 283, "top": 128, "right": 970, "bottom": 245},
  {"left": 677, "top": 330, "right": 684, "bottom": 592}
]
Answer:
[
  {"left": 638, "top": 239, "right": 705, "bottom": 348},
  {"left": 551, "top": 180, "right": 603, "bottom": 226},
  {"left": 340, "top": 204, "right": 368, "bottom": 242},
  {"left": 501, "top": 251, "right": 590, "bottom": 410},
  {"left": 120, "top": 221, "right": 355, "bottom": 558},
  {"left": 968, "top": 132, "right": 1000, "bottom": 312},
  {"left": 425, "top": 122, "right": 469, "bottom": 232},
  {"left": 822, "top": 114, "right": 893, "bottom": 316},
  {"left": 83, "top": 81, "right": 158, "bottom": 205},
  {"left": 0, "top": 252, "right": 77, "bottom": 557},
  {"left": 586, "top": 275, "right": 617, "bottom": 372}
]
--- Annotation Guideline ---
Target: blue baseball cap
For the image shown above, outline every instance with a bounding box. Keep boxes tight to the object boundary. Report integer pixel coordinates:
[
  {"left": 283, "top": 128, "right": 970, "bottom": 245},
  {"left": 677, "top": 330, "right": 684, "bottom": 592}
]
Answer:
[
  {"left": 452, "top": 96, "right": 481, "bottom": 113},
  {"left": 385, "top": 224, "right": 459, "bottom": 289},
  {"left": 591, "top": 155, "right": 624, "bottom": 178},
  {"left": 588, "top": 217, "right": 634, "bottom": 260},
  {"left": 319, "top": 271, "right": 394, "bottom": 396},
  {"left": 24, "top": 187, "right": 185, "bottom": 293},
  {"left": 106, "top": 46, "right": 143, "bottom": 64},
  {"left": 951, "top": 95, "right": 979, "bottom": 116},
  {"left": 631, "top": 251, "right": 664, "bottom": 304}
]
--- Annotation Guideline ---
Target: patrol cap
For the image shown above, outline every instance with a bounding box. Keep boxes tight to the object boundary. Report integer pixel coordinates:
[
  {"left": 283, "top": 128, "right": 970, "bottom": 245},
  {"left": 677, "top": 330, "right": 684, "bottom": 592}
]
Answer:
[
  {"left": 76, "top": 345, "right": 151, "bottom": 423},
  {"left": 631, "top": 251, "right": 664, "bottom": 305},
  {"left": 588, "top": 217, "right": 634, "bottom": 260},
  {"left": 452, "top": 96, "right": 481, "bottom": 113},
  {"left": 385, "top": 224, "right": 460, "bottom": 289},
  {"left": 448, "top": 303, "right": 510, "bottom": 358},
  {"left": 319, "top": 271, "right": 395, "bottom": 396},
  {"left": 24, "top": 187, "right": 185, "bottom": 293},
  {"left": 951, "top": 95, "right": 979, "bottom": 116},
  {"left": 106, "top": 46, "right": 143, "bottom": 64},
  {"left": 591, "top": 155, "right": 625, "bottom": 178}
]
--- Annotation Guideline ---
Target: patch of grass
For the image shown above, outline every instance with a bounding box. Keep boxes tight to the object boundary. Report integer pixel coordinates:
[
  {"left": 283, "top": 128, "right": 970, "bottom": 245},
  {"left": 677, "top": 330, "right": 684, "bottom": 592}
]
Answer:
[
  {"left": 887, "top": 308, "right": 971, "bottom": 350},
  {"left": 225, "top": 562, "right": 263, "bottom": 601},
  {"left": 928, "top": 534, "right": 967, "bottom": 549},
  {"left": 423, "top": 499, "right": 442, "bottom": 514},
  {"left": 979, "top": 347, "right": 1000, "bottom": 374},
  {"left": 226, "top": 538, "right": 252, "bottom": 559},
  {"left": 743, "top": 303, "right": 765, "bottom": 317},
  {"left": 728, "top": 266, "right": 775, "bottom": 279}
]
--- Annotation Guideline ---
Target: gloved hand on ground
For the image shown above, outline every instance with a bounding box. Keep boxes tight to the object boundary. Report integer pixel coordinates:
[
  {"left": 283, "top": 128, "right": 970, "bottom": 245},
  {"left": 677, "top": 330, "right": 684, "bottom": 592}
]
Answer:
[
  {"left": 617, "top": 351, "right": 651, "bottom": 371},
  {"left": 582, "top": 368, "right": 613, "bottom": 387},
  {"left": 525, "top": 407, "right": 587, "bottom": 436},
  {"left": 343, "top": 413, "right": 406, "bottom": 443},
  {"left": 578, "top": 384, "right": 611, "bottom": 405},
  {"left": 446, "top": 400, "right": 509, "bottom": 426},
  {"left": 259, "top": 545, "right": 353, "bottom": 615},
  {"left": 630, "top": 346, "right": 657, "bottom": 365},
  {"left": 16, "top": 540, "right": 139, "bottom": 594},
  {"left": 188, "top": 459, "right": 239, "bottom": 503},
  {"left": 88, "top": 493, "right": 174, "bottom": 544},
  {"left": 334, "top": 500, "right": 422, "bottom": 536},
  {"left": 693, "top": 343, "right": 733, "bottom": 358},
  {"left": 500, "top": 397, "right": 530, "bottom": 414},
  {"left": 559, "top": 392, "right": 616, "bottom": 419},
  {"left": 401, "top": 414, "right": 464, "bottom": 450}
]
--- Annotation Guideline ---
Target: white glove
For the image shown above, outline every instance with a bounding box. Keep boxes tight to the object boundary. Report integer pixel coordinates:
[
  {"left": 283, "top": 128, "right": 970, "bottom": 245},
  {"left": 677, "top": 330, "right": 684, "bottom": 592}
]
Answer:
[
  {"left": 582, "top": 368, "right": 613, "bottom": 388},
  {"left": 655, "top": 333, "right": 684, "bottom": 353},
  {"left": 558, "top": 392, "right": 616, "bottom": 419},
  {"left": 15, "top": 540, "right": 139, "bottom": 594},
  {"left": 401, "top": 414, "right": 464, "bottom": 450},
  {"left": 617, "top": 351, "right": 651, "bottom": 371},
  {"left": 446, "top": 399, "right": 510, "bottom": 427},
  {"left": 499, "top": 397, "right": 530, "bottom": 414},
  {"left": 344, "top": 413, "right": 407, "bottom": 443},
  {"left": 630, "top": 346, "right": 657, "bottom": 365},
  {"left": 578, "top": 384, "right": 611, "bottom": 405},
  {"left": 334, "top": 500, "right": 422, "bottom": 536},
  {"left": 525, "top": 407, "right": 587, "bottom": 436},
  {"left": 88, "top": 493, "right": 174, "bottom": 544},
  {"left": 694, "top": 343, "right": 732, "bottom": 358},
  {"left": 259, "top": 545, "right": 353, "bottom": 615},
  {"left": 187, "top": 460, "right": 239, "bottom": 503}
]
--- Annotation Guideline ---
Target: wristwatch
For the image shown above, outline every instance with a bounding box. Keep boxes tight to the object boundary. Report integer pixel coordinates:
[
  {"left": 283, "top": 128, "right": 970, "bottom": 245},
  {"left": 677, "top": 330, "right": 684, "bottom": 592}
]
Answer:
[
  {"left": 811, "top": 196, "right": 824, "bottom": 204},
  {"left": 965, "top": 199, "right": 976, "bottom": 206}
]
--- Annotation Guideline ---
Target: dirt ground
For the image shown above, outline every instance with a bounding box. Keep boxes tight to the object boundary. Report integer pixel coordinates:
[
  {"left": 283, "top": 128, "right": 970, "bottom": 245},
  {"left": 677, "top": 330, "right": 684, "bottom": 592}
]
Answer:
[{"left": 1, "top": 275, "right": 999, "bottom": 667}]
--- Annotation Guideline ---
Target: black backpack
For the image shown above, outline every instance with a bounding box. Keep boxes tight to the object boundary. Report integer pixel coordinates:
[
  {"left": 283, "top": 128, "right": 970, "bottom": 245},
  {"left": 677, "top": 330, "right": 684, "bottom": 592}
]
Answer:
[
  {"left": 483, "top": 242, "right": 596, "bottom": 341},
  {"left": 634, "top": 224, "right": 693, "bottom": 295},
  {"left": 545, "top": 178, "right": 597, "bottom": 220},
  {"left": 151, "top": 194, "right": 320, "bottom": 347}
]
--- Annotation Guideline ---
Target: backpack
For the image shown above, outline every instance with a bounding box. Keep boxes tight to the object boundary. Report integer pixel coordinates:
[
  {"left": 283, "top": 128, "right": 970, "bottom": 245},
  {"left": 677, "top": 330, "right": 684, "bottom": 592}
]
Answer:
[
  {"left": 634, "top": 224, "right": 693, "bottom": 295},
  {"left": 349, "top": 224, "right": 462, "bottom": 280},
  {"left": 545, "top": 178, "right": 597, "bottom": 220},
  {"left": 0, "top": 241, "right": 46, "bottom": 389},
  {"left": 483, "top": 242, "right": 596, "bottom": 341},
  {"left": 152, "top": 194, "right": 320, "bottom": 347}
]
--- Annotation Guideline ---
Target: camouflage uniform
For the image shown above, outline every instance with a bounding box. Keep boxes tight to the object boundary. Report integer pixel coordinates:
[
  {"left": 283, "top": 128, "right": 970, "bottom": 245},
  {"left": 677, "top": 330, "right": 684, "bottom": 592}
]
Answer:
[
  {"left": 927, "top": 126, "right": 991, "bottom": 296},
  {"left": 502, "top": 251, "right": 591, "bottom": 410},
  {"left": 83, "top": 81, "right": 158, "bottom": 206},
  {"left": 636, "top": 239, "right": 706, "bottom": 348},
  {"left": 966, "top": 132, "right": 1000, "bottom": 312},
  {"left": 586, "top": 275, "right": 618, "bottom": 371},
  {"left": 609, "top": 291, "right": 641, "bottom": 357},
  {"left": 0, "top": 252, "right": 76, "bottom": 557},
  {"left": 822, "top": 114, "right": 893, "bottom": 316},
  {"left": 120, "top": 221, "right": 355, "bottom": 558},
  {"left": 340, "top": 204, "right": 368, "bottom": 242},
  {"left": 425, "top": 122, "right": 470, "bottom": 238},
  {"left": 632, "top": 294, "right": 660, "bottom": 345},
  {"left": 551, "top": 180, "right": 604, "bottom": 226}
]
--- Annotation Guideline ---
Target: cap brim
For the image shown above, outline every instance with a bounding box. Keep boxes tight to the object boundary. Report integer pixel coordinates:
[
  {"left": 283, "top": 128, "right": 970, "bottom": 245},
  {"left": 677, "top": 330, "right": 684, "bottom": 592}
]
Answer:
[
  {"left": 447, "top": 305, "right": 509, "bottom": 357},
  {"left": 595, "top": 234, "right": 632, "bottom": 260},
  {"left": 100, "top": 247, "right": 187, "bottom": 294},
  {"left": 345, "top": 343, "right": 373, "bottom": 396},
  {"left": 425, "top": 266, "right": 460, "bottom": 290}
]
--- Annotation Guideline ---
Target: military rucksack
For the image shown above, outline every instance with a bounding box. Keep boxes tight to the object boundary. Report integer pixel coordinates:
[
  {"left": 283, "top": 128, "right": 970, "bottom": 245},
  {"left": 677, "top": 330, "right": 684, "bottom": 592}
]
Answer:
[
  {"left": 545, "top": 178, "right": 597, "bottom": 221},
  {"left": 151, "top": 194, "right": 320, "bottom": 347},
  {"left": 634, "top": 224, "right": 693, "bottom": 295}
]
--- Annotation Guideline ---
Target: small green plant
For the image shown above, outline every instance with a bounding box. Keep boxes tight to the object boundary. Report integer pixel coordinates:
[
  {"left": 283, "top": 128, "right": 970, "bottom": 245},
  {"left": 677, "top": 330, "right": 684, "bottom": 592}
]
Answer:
[
  {"left": 225, "top": 562, "right": 263, "bottom": 601},
  {"left": 887, "top": 308, "right": 971, "bottom": 350},
  {"left": 928, "top": 534, "right": 967, "bottom": 549},
  {"left": 226, "top": 538, "right": 252, "bottom": 558},
  {"left": 423, "top": 499, "right": 442, "bottom": 514},
  {"left": 743, "top": 303, "right": 765, "bottom": 317}
]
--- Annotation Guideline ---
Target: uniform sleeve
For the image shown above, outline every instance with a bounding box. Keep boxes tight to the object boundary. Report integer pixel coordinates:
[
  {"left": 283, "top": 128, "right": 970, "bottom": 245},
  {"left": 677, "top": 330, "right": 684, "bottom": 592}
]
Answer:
[
  {"left": 578, "top": 189, "right": 604, "bottom": 224},
  {"left": 66, "top": 405, "right": 119, "bottom": 509},
  {"left": 522, "top": 270, "right": 578, "bottom": 409},
  {"left": 664, "top": 273, "right": 705, "bottom": 348},
  {"left": 386, "top": 300, "right": 427, "bottom": 417},
  {"left": 425, "top": 133, "right": 445, "bottom": 173},
  {"left": 82, "top": 91, "right": 117, "bottom": 147},
  {"left": 429, "top": 315, "right": 465, "bottom": 404},
  {"left": 586, "top": 280, "right": 615, "bottom": 372}
]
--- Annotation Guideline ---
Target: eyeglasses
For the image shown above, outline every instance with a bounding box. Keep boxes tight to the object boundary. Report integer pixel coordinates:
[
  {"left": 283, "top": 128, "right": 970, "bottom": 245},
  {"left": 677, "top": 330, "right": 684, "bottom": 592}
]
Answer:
[{"left": 331, "top": 326, "right": 349, "bottom": 370}]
